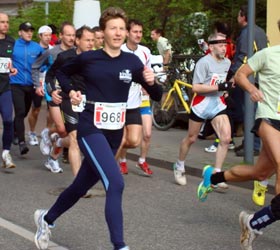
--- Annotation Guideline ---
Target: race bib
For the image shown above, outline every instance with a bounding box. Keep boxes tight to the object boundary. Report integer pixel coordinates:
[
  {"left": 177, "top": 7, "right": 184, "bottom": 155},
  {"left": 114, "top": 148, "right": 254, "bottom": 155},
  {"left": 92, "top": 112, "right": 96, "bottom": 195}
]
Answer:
[
  {"left": 94, "top": 102, "right": 126, "bottom": 130},
  {"left": 72, "top": 95, "right": 86, "bottom": 112},
  {"left": 0, "top": 57, "right": 11, "bottom": 73}
]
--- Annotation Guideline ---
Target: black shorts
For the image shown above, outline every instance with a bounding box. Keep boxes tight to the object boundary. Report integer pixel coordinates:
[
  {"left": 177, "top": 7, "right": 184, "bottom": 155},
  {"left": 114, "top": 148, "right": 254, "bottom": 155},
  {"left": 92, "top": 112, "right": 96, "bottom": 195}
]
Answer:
[
  {"left": 32, "top": 88, "right": 43, "bottom": 108},
  {"left": 60, "top": 97, "right": 79, "bottom": 133},
  {"left": 252, "top": 118, "right": 280, "bottom": 136},
  {"left": 125, "top": 108, "right": 142, "bottom": 125},
  {"left": 189, "top": 109, "right": 228, "bottom": 122}
]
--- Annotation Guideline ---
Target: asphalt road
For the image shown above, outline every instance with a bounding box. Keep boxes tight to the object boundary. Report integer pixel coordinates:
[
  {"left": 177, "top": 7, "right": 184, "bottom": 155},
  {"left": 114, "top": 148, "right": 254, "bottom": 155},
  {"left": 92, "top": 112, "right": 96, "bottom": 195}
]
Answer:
[{"left": 0, "top": 144, "right": 279, "bottom": 250}]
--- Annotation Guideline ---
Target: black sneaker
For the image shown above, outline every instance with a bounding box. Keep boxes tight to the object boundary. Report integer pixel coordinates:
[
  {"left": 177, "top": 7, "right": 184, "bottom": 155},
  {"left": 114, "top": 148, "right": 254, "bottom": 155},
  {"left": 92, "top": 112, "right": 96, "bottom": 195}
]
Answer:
[
  {"left": 235, "top": 148, "right": 259, "bottom": 157},
  {"left": 19, "top": 142, "right": 29, "bottom": 155}
]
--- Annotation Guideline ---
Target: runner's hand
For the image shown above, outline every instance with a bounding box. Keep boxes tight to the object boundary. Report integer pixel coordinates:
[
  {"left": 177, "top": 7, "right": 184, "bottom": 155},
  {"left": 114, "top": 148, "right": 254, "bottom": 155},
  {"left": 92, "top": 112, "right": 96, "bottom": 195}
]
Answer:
[
  {"left": 218, "top": 81, "right": 233, "bottom": 91},
  {"left": 143, "top": 66, "right": 155, "bottom": 85}
]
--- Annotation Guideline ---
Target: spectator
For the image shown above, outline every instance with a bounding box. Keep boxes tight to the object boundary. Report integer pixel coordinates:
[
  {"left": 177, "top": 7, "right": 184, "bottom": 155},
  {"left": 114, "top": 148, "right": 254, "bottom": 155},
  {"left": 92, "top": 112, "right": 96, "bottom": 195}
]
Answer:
[
  {"left": 92, "top": 26, "right": 104, "bottom": 49},
  {"left": 151, "top": 28, "right": 172, "bottom": 68}
]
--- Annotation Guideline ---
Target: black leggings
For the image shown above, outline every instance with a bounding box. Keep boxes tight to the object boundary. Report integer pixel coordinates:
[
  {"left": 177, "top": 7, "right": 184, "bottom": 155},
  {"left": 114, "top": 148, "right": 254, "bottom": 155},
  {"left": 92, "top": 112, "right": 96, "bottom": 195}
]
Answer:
[{"left": 11, "top": 85, "right": 34, "bottom": 142}]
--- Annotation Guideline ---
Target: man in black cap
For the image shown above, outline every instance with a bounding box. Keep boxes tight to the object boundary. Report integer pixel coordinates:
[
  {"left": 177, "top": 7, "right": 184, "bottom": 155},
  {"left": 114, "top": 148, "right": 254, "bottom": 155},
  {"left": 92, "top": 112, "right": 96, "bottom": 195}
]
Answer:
[{"left": 10, "top": 21, "right": 44, "bottom": 155}]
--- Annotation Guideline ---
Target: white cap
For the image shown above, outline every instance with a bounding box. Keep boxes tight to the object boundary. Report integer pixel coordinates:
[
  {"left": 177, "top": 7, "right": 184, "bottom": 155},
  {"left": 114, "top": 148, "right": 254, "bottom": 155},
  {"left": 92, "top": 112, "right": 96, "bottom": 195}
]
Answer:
[{"left": 38, "top": 25, "right": 52, "bottom": 34}]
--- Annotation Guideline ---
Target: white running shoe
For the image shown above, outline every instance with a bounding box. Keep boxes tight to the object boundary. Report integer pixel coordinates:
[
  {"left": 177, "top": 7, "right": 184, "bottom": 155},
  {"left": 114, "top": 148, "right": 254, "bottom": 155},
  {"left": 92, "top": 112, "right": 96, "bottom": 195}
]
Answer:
[
  {"left": 119, "top": 247, "right": 130, "bottom": 250},
  {"left": 2, "top": 152, "right": 16, "bottom": 169},
  {"left": 40, "top": 128, "right": 51, "bottom": 155},
  {"left": 204, "top": 144, "right": 217, "bottom": 153},
  {"left": 239, "top": 211, "right": 262, "bottom": 250},
  {"left": 217, "top": 182, "right": 229, "bottom": 189},
  {"left": 44, "top": 157, "right": 63, "bottom": 173},
  {"left": 173, "top": 163, "right": 187, "bottom": 185},
  {"left": 34, "top": 209, "right": 52, "bottom": 250},
  {"left": 28, "top": 131, "right": 39, "bottom": 146},
  {"left": 228, "top": 142, "right": 235, "bottom": 150}
]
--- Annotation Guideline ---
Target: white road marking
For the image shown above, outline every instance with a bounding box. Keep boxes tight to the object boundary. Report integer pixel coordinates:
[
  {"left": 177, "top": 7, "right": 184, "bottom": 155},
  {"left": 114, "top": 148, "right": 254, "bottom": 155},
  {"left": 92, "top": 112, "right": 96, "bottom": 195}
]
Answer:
[{"left": 0, "top": 217, "right": 69, "bottom": 250}]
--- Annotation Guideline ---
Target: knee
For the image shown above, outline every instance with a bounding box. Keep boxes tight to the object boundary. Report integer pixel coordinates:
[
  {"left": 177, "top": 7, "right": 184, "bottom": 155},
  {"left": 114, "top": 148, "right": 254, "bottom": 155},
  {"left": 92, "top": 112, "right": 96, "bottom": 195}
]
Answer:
[
  {"left": 186, "top": 135, "right": 196, "bottom": 145},
  {"left": 125, "top": 136, "right": 141, "bottom": 148},
  {"left": 56, "top": 126, "right": 67, "bottom": 137},
  {"left": 271, "top": 194, "right": 280, "bottom": 220}
]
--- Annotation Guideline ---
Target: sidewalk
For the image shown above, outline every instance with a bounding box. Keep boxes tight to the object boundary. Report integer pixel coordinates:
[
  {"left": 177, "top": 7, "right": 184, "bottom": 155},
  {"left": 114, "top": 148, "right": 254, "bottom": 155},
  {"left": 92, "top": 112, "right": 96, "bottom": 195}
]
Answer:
[{"left": 127, "top": 126, "right": 275, "bottom": 194}]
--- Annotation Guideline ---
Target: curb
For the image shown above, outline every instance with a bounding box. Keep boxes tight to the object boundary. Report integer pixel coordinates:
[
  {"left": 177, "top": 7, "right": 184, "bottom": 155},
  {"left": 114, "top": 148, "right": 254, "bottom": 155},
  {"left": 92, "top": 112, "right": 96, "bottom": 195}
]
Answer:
[{"left": 127, "top": 152, "right": 275, "bottom": 195}]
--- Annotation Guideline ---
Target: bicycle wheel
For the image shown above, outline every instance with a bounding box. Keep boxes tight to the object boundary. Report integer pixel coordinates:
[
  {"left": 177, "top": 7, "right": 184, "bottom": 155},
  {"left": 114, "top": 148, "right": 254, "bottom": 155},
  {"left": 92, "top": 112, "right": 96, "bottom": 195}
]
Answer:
[{"left": 151, "top": 95, "right": 177, "bottom": 131}]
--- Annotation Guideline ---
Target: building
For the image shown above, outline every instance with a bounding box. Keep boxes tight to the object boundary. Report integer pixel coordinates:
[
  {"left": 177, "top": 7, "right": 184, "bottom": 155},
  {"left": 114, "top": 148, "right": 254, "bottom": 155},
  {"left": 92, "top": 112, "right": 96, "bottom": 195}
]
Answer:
[{"left": 0, "top": 0, "right": 33, "bottom": 16}]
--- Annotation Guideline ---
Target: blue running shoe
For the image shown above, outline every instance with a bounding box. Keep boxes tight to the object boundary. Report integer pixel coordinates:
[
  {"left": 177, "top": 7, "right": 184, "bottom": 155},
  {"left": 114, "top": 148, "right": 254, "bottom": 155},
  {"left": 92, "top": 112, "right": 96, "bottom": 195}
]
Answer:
[{"left": 197, "top": 165, "right": 214, "bottom": 202}]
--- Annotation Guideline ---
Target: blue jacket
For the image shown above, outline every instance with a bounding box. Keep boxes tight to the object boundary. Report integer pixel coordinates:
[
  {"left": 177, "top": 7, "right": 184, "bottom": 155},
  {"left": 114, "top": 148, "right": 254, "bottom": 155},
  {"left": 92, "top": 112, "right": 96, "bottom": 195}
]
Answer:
[{"left": 10, "top": 38, "right": 44, "bottom": 86}]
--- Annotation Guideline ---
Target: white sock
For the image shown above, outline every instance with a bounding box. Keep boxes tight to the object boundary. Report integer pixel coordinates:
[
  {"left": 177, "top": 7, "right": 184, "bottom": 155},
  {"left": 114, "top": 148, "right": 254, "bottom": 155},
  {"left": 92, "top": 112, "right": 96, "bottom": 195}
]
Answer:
[
  {"left": 214, "top": 168, "right": 221, "bottom": 173},
  {"left": 138, "top": 157, "right": 145, "bottom": 164},
  {"left": 2, "top": 150, "right": 9, "bottom": 158},
  {"left": 176, "top": 160, "right": 185, "bottom": 171},
  {"left": 119, "top": 158, "right": 126, "bottom": 163}
]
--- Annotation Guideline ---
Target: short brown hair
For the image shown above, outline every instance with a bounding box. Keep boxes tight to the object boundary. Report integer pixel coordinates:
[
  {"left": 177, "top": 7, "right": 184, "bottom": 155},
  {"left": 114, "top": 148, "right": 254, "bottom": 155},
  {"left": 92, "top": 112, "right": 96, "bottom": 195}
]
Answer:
[{"left": 99, "top": 7, "right": 128, "bottom": 31}]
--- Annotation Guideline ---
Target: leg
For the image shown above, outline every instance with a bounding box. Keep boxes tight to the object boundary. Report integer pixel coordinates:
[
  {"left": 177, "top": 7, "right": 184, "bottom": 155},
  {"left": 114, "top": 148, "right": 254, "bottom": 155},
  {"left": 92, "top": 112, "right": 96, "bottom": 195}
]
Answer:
[
  {"left": 174, "top": 118, "right": 202, "bottom": 185},
  {"left": 211, "top": 114, "right": 231, "bottom": 170},
  {"left": 67, "top": 130, "right": 81, "bottom": 176}
]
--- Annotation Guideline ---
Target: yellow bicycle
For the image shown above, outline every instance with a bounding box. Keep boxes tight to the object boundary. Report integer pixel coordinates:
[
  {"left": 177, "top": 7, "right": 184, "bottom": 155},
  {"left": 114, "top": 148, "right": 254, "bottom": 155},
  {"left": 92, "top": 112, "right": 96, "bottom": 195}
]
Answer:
[{"left": 152, "top": 69, "right": 193, "bottom": 130}]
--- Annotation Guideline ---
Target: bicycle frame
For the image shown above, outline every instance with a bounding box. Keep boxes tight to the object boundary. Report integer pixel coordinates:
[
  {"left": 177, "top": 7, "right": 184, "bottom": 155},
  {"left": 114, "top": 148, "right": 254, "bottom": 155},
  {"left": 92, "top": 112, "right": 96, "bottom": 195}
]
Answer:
[{"left": 161, "top": 79, "right": 192, "bottom": 114}]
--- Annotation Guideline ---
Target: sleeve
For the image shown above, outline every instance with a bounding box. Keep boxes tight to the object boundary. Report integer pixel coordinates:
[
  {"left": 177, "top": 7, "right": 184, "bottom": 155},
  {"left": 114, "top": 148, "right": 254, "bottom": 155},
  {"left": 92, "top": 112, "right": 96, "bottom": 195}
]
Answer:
[
  {"left": 32, "top": 50, "right": 51, "bottom": 87},
  {"left": 247, "top": 49, "right": 266, "bottom": 73},
  {"left": 45, "top": 53, "right": 64, "bottom": 95},
  {"left": 56, "top": 54, "right": 83, "bottom": 94},
  {"left": 192, "top": 58, "right": 208, "bottom": 84}
]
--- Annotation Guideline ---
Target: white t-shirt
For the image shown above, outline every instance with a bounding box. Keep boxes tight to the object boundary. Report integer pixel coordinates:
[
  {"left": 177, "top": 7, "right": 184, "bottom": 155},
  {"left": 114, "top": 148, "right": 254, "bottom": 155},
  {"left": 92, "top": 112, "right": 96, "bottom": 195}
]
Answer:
[{"left": 121, "top": 44, "right": 151, "bottom": 109}]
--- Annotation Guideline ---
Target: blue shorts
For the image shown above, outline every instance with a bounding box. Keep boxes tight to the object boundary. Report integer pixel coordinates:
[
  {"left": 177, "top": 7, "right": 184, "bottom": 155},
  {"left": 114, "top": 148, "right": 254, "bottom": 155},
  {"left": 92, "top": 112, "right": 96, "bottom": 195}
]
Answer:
[{"left": 140, "top": 106, "right": 152, "bottom": 115}]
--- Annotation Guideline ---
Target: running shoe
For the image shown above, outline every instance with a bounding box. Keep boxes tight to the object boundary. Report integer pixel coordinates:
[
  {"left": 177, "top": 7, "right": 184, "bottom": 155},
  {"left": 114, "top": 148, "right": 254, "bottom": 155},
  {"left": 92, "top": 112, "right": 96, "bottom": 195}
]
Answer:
[
  {"left": 197, "top": 165, "right": 214, "bottom": 202},
  {"left": 204, "top": 144, "right": 217, "bottom": 153},
  {"left": 2, "top": 152, "right": 16, "bottom": 169},
  {"left": 40, "top": 128, "right": 51, "bottom": 155},
  {"left": 34, "top": 209, "right": 53, "bottom": 250},
  {"left": 252, "top": 181, "right": 267, "bottom": 206},
  {"left": 239, "top": 211, "right": 262, "bottom": 250},
  {"left": 228, "top": 142, "right": 235, "bottom": 150},
  {"left": 119, "top": 247, "right": 130, "bottom": 250},
  {"left": 173, "top": 163, "right": 187, "bottom": 185},
  {"left": 44, "top": 157, "right": 63, "bottom": 173},
  {"left": 28, "top": 131, "right": 39, "bottom": 146},
  {"left": 119, "top": 161, "right": 128, "bottom": 174},
  {"left": 136, "top": 161, "right": 153, "bottom": 176},
  {"left": 217, "top": 182, "right": 229, "bottom": 189},
  {"left": 19, "top": 141, "right": 29, "bottom": 155}
]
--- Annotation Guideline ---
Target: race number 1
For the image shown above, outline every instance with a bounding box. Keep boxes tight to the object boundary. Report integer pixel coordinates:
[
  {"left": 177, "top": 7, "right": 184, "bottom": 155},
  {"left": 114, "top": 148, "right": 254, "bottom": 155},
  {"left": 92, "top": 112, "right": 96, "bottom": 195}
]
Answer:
[{"left": 94, "top": 102, "right": 126, "bottom": 130}]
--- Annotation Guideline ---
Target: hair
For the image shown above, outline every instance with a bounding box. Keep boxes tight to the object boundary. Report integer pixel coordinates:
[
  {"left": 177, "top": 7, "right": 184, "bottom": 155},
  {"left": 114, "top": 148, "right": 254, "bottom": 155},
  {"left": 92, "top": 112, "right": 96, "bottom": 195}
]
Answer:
[
  {"left": 48, "top": 24, "right": 57, "bottom": 34},
  {"left": 152, "top": 28, "right": 163, "bottom": 36},
  {"left": 99, "top": 7, "right": 128, "bottom": 31},
  {"left": 208, "top": 32, "right": 226, "bottom": 42},
  {"left": 76, "top": 25, "right": 94, "bottom": 39},
  {"left": 127, "top": 19, "right": 143, "bottom": 31},
  {"left": 59, "top": 21, "right": 74, "bottom": 34},
  {"left": 92, "top": 26, "right": 101, "bottom": 33},
  {"left": 213, "top": 21, "right": 231, "bottom": 38},
  {"left": 239, "top": 5, "right": 248, "bottom": 22}
]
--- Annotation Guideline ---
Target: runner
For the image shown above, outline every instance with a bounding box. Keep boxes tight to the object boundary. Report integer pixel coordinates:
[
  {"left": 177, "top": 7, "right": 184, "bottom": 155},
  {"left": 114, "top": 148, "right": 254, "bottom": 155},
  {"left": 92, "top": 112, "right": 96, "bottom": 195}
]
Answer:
[{"left": 33, "top": 7, "right": 162, "bottom": 250}]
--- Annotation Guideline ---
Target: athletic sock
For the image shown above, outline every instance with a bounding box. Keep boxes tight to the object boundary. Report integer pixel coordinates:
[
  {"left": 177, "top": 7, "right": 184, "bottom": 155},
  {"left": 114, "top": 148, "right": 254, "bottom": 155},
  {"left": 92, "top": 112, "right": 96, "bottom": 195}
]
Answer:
[
  {"left": 211, "top": 172, "right": 226, "bottom": 185},
  {"left": 175, "top": 160, "right": 185, "bottom": 171},
  {"left": 138, "top": 157, "right": 145, "bottom": 164},
  {"left": 249, "top": 206, "right": 276, "bottom": 231}
]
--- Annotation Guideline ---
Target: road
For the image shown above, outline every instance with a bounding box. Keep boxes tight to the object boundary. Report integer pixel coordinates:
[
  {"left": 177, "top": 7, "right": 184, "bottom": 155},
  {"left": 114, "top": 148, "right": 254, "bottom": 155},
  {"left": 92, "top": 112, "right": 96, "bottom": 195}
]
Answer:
[{"left": 0, "top": 104, "right": 279, "bottom": 249}]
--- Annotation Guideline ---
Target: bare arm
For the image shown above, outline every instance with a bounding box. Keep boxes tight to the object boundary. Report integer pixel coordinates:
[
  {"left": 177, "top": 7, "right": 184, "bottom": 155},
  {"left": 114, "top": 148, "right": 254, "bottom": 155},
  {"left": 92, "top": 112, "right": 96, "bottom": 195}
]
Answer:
[
  {"left": 234, "top": 64, "right": 264, "bottom": 102},
  {"left": 192, "top": 83, "right": 219, "bottom": 94}
]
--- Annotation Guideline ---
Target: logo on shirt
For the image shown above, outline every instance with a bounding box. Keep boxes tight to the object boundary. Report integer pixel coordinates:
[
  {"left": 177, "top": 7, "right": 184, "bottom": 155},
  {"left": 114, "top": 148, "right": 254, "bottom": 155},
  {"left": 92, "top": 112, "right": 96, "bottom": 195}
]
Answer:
[{"left": 119, "top": 69, "right": 132, "bottom": 83}]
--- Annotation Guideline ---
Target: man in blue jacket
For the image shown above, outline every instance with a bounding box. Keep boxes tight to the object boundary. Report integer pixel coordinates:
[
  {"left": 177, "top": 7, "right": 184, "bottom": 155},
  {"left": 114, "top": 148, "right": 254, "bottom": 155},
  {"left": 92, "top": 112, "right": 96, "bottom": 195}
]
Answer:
[{"left": 10, "top": 22, "right": 44, "bottom": 155}]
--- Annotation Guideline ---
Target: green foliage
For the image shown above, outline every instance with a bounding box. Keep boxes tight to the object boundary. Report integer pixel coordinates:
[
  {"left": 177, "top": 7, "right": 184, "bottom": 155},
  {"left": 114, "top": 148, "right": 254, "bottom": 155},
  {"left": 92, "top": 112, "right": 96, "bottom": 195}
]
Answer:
[
  {"left": 7, "top": 0, "right": 267, "bottom": 54},
  {"left": 9, "top": 0, "right": 74, "bottom": 42}
]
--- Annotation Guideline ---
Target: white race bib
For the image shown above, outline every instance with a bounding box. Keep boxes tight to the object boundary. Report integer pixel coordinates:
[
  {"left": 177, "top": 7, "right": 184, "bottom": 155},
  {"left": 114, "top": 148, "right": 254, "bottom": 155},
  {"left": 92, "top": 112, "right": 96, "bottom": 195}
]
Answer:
[
  {"left": 94, "top": 102, "right": 126, "bottom": 130},
  {"left": 0, "top": 57, "right": 11, "bottom": 73},
  {"left": 72, "top": 95, "right": 86, "bottom": 112}
]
